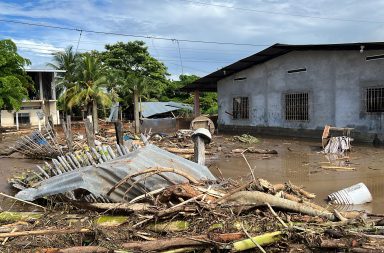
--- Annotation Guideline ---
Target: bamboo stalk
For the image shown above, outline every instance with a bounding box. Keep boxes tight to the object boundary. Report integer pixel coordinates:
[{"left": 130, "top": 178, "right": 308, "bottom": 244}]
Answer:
[{"left": 232, "top": 231, "right": 282, "bottom": 252}]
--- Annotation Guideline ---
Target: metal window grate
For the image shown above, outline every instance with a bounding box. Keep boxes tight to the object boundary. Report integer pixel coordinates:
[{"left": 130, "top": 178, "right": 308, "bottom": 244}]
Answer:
[
  {"left": 366, "top": 87, "right": 384, "bottom": 112},
  {"left": 285, "top": 93, "right": 309, "bottom": 121},
  {"left": 14, "top": 113, "right": 31, "bottom": 125},
  {"left": 233, "top": 97, "right": 249, "bottom": 119}
]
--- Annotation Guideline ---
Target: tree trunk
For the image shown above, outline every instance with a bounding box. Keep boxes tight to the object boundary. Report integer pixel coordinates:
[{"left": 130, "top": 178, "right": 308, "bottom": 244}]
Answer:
[
  {"left": 133, "top": 90, "right": 140, "bottom": 134},
  {"left": 92, "top": 99, "right": 98, "bottom": 134}
]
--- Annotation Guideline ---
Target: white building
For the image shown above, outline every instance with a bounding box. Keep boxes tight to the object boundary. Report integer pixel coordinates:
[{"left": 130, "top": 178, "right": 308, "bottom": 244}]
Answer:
[{"left": 0, "top": 69, "right": 64, "bottom": 128}]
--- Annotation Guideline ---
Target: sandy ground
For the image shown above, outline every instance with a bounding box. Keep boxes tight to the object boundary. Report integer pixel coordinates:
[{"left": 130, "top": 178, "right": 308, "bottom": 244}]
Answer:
[{"left": 1, "top": 132, "right": 384, "bottom": 213}]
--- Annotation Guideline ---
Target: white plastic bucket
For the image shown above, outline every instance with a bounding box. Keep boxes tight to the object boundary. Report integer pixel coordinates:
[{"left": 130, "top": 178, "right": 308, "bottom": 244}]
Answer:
[{"left": 327, "top": 183, "right": 372, "bottom": 205}]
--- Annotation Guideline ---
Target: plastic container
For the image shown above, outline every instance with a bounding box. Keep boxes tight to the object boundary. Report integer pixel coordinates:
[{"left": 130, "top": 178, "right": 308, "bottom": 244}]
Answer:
[{"left": 327, "top": 183, "right": 372, "bottom": 205}]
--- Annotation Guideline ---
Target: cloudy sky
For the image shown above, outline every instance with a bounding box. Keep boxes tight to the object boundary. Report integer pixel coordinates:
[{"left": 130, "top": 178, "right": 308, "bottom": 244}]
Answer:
[{"left": 1, "top": 0, "right": 384, "bottom": 79}]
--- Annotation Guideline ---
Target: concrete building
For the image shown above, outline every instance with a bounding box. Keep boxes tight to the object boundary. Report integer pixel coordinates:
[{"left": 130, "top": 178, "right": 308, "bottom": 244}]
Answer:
[
  {"left": 184, "top": 42, "right": 384, "bottom": 141},
  {"left": 0, "top": 69, "right": 64, "bottom": 129}
]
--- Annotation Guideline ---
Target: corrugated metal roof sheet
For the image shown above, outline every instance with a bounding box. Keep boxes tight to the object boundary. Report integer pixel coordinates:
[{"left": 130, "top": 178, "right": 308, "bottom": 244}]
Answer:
[
  {"left": 182, "top": 42, "right": 384, "bottom": 92},
  {"left": 15, "top": 144, "right": 216, "bottom": 202},
  {"left": 141, "top": 102, "right": 193, "bottom": 118}
]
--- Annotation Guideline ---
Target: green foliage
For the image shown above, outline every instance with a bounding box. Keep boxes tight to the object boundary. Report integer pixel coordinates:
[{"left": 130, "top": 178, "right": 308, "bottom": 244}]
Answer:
[
  {"left": 47, "top": 46, "right": 80, "bottom": 97},
  {"left": 168, "top": 74, "right": 218, "bottom": 115},
  {"left": 52, "top": 40, "right": 218, "bottom": 117},
  {"left": 101, "top": 41, "right": 169, "bottom": 101},
  {"left": 0, "top": 39, "right": 32, "bottom": 111},
  {"left": 59, "top": 54, "right": 116, "bottom": 112}
]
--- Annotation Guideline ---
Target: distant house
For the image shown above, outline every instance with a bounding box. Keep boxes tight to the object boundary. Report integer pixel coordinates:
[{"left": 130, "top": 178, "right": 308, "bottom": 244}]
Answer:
[
  {"left": 139, "top": 102, "right": 193, "bottom": 132},
  {"left": 140, "top": 102, "right": 192, "bottom": 118},
  {"left": 184, "top": 42, "right": 384, "bottom": 141},
  {"left": 0, "top": 69, "right": 64, "bottom": 128}
]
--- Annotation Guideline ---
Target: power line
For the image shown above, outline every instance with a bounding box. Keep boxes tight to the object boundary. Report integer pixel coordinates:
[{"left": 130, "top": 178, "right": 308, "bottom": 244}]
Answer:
[
  {"left": 179, "top": 0, "right": 384, "bottom": 24},
  {"left": 0, "top": 18, "right": 269, "bottom": 47}
]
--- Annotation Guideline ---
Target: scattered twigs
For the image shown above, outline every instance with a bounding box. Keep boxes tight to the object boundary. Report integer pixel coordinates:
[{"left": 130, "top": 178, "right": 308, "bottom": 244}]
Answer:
[
  {"left": 334, "top": 209, "right": 348, "bottom": 222},
  {"left": 241, "top": 224, "right": 266, "bottom": 253},
  {"left": 214, "top": 180, "right": 253, "bottom": 204},
  {"left": 241, "top": 149, "right": 255, "bottom": 181},
  {"left": 71, "top": 202, "right": 152, "bottom": 213},
  {"left": 287, "top": 182, "right": 316, "bottom": 199},
  {"left": 266, "top": 202, "right": 288, "bottom": 228},
  {"left": 107, "top": 167, "right": 200, "bottom": 196}
]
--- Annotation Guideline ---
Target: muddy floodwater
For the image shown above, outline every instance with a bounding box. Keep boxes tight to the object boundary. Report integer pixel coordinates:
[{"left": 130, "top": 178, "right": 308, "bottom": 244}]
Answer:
[
  {"left": 0, "top": 134, "right": 383, "bottom": 213},
  {"left": 210, "top": 136, "right": 384, "bottom": 214}
]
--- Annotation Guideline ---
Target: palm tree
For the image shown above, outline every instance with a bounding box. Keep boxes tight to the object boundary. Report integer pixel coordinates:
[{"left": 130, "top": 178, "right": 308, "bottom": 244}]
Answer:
[
  {"left": 61, "top": 54, "right": 116, "bottom": 133},
  {"left": 116, "top": 73, "right": 152, "bottom": 133},
  {"left": 47, "top": 46, "right": 79, "bottom": 98}
]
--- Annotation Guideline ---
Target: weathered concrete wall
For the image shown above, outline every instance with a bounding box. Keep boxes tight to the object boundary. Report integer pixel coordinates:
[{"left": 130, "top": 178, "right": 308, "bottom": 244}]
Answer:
[
  {"left": 1, "top": 101, "right": 59, "bottom": 127},
  {"left": 140, "top": 118, "right": 176, "bottom": 132},
  {"left": 217, "top": 50, "right": 384, "bottom": 141}
]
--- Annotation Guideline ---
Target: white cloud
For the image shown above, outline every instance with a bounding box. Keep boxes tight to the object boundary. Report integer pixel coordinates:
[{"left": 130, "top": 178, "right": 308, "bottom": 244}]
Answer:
[
  {"left": 12, "top": 39, "right": 64, "bottom": 54},
  {"left": 1, "top": 0, "right": 384, "bottom": 77}
]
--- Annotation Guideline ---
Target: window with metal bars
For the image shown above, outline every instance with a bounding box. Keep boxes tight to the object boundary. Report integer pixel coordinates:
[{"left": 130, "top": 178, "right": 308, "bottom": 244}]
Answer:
[
  {"left": 285, "top": 93, "right": 309, "bottom": 121},
  {"left": 14, "top": 113, "right": 31, "bottom": 125},
  {"left": 366, "top": 87, "right": 384, "bottom": 112},
  {"left": 233, "top": 97, "right": 249, "bottom": 119}
]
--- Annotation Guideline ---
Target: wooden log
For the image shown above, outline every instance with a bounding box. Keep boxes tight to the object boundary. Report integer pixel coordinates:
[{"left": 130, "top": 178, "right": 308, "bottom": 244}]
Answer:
[
  {"left": 66, "top": 115, "right": 73, "bottom": 152},
  {"left": 223, "top": 191, "right": 336, "bottom": 220},
  {"left": 321, "top": 165, "right": 356, "bottom": 171},
  {"left": 0, "top": 228, "right": 90, "bottom": 238},
  {"left": 47, "top": 115, "right": 55, "bottom": 136},
  {"left": 122, "top": 235, "right": 208, "bottom": 251},
  {"left": 36, "top": 246, "right": 112, "bottom": 253},
  {"left": 165, "top": 148, "right": 212, "bottom": 155},
  {"left": 247, "top": 148, "right": 278, "bottom": 154},
  {"left": 193, "top": 136, "right": 205, "bottom": 165},
  {"left": 114, "top": 120, "right": 123, "bottom": 145},
  {"left": 288, "top": 183, "right": 316, "bottom": 199},
  {"left": 84, "top": 118, "right": 95, "bottom": 149},
  {"left": 280, "top": 192, "right": 326, "bottom": 212},
  {"left": 122, "top": 232, "right": 278, "bottom": 252}
]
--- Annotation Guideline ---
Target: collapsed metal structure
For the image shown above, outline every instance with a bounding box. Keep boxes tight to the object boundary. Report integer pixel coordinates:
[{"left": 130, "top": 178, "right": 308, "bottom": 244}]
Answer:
[{"left": 14, "top": 142, "right": 216, "bottom": 203}]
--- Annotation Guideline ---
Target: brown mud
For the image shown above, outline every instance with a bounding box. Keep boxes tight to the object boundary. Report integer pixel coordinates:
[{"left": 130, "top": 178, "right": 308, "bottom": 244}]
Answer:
[{"left": 209, "top": 135, "right": 384, "bottom": 213}]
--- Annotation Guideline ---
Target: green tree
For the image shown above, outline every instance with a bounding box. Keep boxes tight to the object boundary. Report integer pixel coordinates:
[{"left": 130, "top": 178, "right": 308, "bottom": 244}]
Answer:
[
  {"left": 167, "top": 74, "right": 218, "bottom": 115},
  {"left": 60, "top": 54, "right": 116, "bottom": 132},
  {"left": 0, "top": 39, "right": 32, "bottom": 118},
  {"left": 101, "top": 41, "right": 169, "bottom": 100},
  {"left": 114, "top": 72, "right": 153, "bottom": 132},
  {"left": 101, "top": 41, "right": 170, "bottom": 132},
  {"left": 47, "top": 45, "right": 79, "bottom": 97}
]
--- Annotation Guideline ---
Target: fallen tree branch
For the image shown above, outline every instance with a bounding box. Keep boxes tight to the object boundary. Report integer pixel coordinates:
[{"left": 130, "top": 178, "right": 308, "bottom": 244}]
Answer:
[
  {"left": 223, "top": 191, "right": 336, "bottom": 220},
  {"left": 37, "top": 246, "right": 112, "bottom": 253},
  {"left": 0, "top": 228, "right": 91, "bottom": 238},
  {"left": 71, "top": 202, "right": 152, "bottom": 212},
  {"left": 122, "top": 235, "right": 209, "bottom": 251},
  {"left": 107, "top": 167, "right": 200, "bottom": 196}
]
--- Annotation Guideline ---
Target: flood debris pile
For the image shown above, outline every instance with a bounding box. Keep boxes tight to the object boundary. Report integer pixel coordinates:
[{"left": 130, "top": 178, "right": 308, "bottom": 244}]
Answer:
[
  {"left": 9, "top": 129, "right": 63, "bottom": 159},
  {"left": 232, "top": 134, "right": 260, "bottom": 144},
  {"left": 4, "top": 148, "right": 384, "bottom": 252},
  {"left": 3, "top": 125, "right": 384, "bottom": 252}
]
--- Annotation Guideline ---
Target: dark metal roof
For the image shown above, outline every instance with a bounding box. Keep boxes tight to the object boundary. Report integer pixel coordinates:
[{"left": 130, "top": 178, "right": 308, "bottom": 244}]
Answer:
[{"left": 182, "top": 42, "right": 384, "bottom": 92}]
